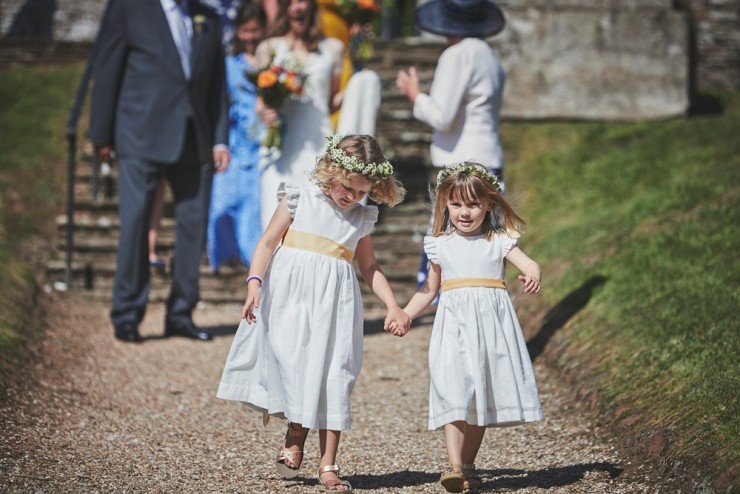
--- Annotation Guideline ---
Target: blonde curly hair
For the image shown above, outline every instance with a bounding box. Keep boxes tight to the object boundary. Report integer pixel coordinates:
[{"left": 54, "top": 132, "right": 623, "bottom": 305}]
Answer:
[{"left": 310, "top": 135, "right": 406, "bottom": 207}]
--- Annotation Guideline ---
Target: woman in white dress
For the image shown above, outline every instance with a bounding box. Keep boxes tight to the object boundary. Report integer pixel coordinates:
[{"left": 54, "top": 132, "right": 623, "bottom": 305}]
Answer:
[
  {"left": 395, "top": 163, "right": 543, "bottom": 493},
  {"left": 218, "top": 135, "right": 409, "bottom": 492},
  {"left": 256, "top": 0, "right": 344, "bottom": 228}
]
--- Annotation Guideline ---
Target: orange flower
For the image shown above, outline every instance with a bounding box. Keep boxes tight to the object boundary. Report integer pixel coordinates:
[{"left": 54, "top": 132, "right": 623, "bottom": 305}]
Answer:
[
  {"left": 358, "top": 0, "right": 379, "bottom": 11},
  {"left": 257, "top": 70, "right": 278, "bottom": 88},
  {"left": 284, "top": 74, "right": 302, "bottom": 94}
]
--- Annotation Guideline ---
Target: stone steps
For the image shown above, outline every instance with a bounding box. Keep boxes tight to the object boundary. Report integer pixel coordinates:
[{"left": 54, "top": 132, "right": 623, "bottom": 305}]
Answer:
[
  {"left": 47, "top": 260, "right": 420, "bottom": 310},
  {"left": 48, "top": 192, "right": 429, "bottom": 304}
]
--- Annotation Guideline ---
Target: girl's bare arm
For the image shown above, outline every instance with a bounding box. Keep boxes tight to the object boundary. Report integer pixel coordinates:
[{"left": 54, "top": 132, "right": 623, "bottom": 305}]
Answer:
[
  {"left": 505, "top": 246, "right": 542, "bottom": 294},
  {"left": 355, "top": 235, "right": 411, "bottom": 333},
  {"left": 403, "top": 261, "right": 442, "bottom": 320},
  {"left": 242, "top": 199, "right": 292, "bottom": 322}
]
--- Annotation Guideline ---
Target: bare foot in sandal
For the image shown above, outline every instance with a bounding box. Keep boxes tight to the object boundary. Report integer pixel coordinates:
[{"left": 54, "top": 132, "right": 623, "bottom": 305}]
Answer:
[
  {"left": 318, "top": 465, "right": 353, "bottom": 492},
  {"left": 276, "top": 422, "right": 309, "bottom": 479},
  {"left": 462, "top": 463, "right": 482, "bottom": 490}
]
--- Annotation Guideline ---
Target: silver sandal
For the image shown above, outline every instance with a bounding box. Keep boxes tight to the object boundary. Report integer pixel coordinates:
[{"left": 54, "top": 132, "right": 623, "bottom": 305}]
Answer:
[{"left": 317, "top": 464, "right": 353, "bottom": 492}]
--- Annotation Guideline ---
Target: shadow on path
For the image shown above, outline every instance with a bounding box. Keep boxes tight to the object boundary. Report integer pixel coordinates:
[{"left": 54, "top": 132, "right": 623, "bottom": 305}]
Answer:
[
  {"left": 283, "top": 471, "right": 439, "bottom": 490},
  {"left": 475, "top": 461, "right": 623, "bottom": 491},
  {"left": 136, "top": 324, "right": 238, "bottom": 342},
  {"left": 527, "top": 275, "right": 607, "bottom": 361},
  {"left": 204, "top": 324, "right": 239, "bottom": 337},
  {"left": 282, "top": 462, "right": 622, "bottom": 491}
]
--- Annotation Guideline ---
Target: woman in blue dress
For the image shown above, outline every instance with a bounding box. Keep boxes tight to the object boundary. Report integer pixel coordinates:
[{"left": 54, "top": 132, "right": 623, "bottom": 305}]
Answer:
[{"left": 207, "top": 2, "right": 267, "bottom": 269}]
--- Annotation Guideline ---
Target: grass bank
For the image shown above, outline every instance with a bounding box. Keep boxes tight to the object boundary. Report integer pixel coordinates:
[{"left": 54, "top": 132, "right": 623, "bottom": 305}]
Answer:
[
  {"left": 502, "top": 93, "right": 739, "bottom": 490},
  {"left": 0, "top": 64, "right": 83, "bottom": 370}
]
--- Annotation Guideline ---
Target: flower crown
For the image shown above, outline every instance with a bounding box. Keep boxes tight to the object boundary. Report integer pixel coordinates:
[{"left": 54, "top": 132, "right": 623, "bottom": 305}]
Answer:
[
  {"left": 436, "top": 162, "right": 501, "bottom": 191},
  {"left": 326, "top": 135, "right": 394, "bottom": 179}
]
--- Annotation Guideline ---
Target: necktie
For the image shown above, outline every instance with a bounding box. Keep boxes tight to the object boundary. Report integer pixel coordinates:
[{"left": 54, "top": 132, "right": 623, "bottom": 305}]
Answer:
[{"left": 172, "top": 2, "right": 192, "bottom": 79}]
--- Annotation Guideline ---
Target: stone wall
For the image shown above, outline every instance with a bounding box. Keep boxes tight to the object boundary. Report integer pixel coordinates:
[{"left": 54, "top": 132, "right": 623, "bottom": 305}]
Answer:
[
  {"left": 676, "top": 0, "right": 739, "bottom": 90},
  {"left": 381, "top": 1, "right": 690, "bottom": 119},
  {"left": 494, "top": 1, "right": 689, "bottom": 119},
  {"left": 1, "top": 0, "right": 106, "bottom": 42}
]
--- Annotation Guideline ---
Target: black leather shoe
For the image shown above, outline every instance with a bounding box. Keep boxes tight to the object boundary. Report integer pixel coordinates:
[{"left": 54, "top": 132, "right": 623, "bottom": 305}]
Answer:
[
  {"left": 114, "top": 321, "right": 142, "bottom": 343},
  {"left": 164, "top": 320, "right": 213, "bottom": 341}
]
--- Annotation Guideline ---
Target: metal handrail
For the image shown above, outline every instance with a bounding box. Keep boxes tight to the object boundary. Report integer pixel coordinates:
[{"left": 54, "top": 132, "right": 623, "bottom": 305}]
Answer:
[{"left": 63, "top": 0, "right": 113, "bottom": 288}]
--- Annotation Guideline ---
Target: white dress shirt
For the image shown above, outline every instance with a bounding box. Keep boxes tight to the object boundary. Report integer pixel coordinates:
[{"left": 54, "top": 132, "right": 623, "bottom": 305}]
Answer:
[
  {"left": 413, "top": 38, "right": 506, "bottom": 169},
  {"left": 160, "top": 0, "right": 193, "bottom": 79},
  {"left": 160, "top": 0, "right": 227, "bottom": 152}
]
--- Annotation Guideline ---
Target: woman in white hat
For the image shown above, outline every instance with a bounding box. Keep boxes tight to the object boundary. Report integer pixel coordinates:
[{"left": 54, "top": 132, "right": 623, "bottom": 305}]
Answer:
[{"left": 397, "top": 0, "right": 507, "bottom": 292}]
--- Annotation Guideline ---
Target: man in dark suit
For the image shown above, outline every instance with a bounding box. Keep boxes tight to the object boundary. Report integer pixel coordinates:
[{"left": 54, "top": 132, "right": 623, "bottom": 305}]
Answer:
[{"left": 89, "top": 0, "right": 230, "bottom": 342}]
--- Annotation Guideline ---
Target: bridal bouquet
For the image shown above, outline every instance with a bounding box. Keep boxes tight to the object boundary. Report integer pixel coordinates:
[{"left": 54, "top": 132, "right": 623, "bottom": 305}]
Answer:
[
  {"left": 335, "top": 0, "right": 380, "bottom": 24},
  {"left": 248, "top": 58, "right": 306, "bottom": 162},
  {"left": 335, "top": 0, "right": 381, "bottom": 64}
]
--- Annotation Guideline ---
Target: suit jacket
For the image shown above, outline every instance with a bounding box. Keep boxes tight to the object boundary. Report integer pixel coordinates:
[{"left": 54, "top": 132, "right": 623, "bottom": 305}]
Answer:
[{"left": 89, "top": 0, "right": 228, "bottom": 164}]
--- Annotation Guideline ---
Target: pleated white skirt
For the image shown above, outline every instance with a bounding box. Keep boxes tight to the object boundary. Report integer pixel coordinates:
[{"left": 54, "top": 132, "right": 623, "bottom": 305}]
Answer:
[
  {"left": 217, "top": 247, "right": 364, "bottom": 430},
  {"left": 428, "top": 287, "right": 543, "bottom": 430}
]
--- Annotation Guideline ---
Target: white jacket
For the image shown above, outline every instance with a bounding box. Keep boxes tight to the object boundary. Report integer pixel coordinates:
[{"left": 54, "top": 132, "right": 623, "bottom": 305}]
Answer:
[{"left": 413, "top": 38, "right": 505, "bottom": 169}]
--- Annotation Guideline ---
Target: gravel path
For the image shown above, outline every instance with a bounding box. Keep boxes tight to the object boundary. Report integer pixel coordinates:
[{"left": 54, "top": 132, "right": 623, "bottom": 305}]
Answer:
[{"left": 1, "top": 294, "right": 676, "bottom": 493}]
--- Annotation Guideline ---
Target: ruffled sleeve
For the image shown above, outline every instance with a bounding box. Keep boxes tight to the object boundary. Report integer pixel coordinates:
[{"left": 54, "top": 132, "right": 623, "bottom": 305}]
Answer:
[
  {"left": 276, "top": 182, "right": 300, "bottom": 218},
  {"left": 357, "top": 205, "right": 379, "bottom": 238},
  {"left": 502, "top": 234, "right": 519, "bottom": 257},
  {"left": 423, "top": 235, "right": 439, "bottom": 264}
]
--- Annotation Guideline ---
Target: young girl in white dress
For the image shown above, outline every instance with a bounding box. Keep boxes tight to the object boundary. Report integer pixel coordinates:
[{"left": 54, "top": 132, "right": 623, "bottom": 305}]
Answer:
[
  {"left": 217, "top": 135, "right": 410, "bottom": 492},
  {"left": 398, "top": 162, "right": 543, "bottom": 493}
]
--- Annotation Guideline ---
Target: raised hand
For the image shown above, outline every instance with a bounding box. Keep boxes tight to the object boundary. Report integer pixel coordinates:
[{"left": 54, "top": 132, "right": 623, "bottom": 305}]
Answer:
[
  {"left": 395, "top": 66, "right": 420, "bottom": 102},
  {"left": 518, "top": 274, "right": 541, "bottom": 294}
]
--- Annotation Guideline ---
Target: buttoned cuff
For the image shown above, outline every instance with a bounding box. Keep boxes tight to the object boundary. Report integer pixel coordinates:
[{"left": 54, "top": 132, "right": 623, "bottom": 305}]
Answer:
[{"left": 213, "top": 144, "right": 228, "bottom": 152}]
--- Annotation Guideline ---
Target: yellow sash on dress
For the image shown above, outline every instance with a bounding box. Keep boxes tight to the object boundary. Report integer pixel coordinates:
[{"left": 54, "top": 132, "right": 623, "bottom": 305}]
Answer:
[
  {"left": 440, "top": 277, "right": 506, "bottom": 292},
  {"left": 282, "top": 230, "right": 354, "bottom": 263}
]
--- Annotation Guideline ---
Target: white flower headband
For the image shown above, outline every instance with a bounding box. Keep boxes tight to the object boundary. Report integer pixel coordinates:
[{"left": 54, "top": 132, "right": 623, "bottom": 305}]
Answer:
[
  {"left": 326, "top": 135, "right": 394, "bottom": 179},
  {"left": 436, "top": 162, "right": 501, "bottom": 192}
]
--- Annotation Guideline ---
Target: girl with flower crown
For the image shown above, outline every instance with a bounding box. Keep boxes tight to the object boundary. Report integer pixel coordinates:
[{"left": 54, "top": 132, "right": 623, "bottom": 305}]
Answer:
[
  {"left": 390, "top": 162, "right": 543, "bottom": 493},
  {"left": 218, "top": 135, "right": 409, "bottom": 492}
]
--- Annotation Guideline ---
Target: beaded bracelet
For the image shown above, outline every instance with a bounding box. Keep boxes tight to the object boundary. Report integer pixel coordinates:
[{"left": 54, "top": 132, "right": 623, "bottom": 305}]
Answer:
[{"left": 246, "top": 275, "right": 263, "bottom": 287}]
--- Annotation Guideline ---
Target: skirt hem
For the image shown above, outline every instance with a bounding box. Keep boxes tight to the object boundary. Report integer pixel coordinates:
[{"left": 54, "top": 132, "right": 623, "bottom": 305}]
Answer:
[
  {"left": 217, "top": 383, "right": 352, "bottom": 430},
  {"left": 428, "top": 406, "right": 543, "bottom": 430}
]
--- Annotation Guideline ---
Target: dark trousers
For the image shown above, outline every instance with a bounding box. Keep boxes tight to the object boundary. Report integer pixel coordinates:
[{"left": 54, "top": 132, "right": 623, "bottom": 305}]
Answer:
[{"left": 110, "top": 125, "right": 213, "bottom": 327}]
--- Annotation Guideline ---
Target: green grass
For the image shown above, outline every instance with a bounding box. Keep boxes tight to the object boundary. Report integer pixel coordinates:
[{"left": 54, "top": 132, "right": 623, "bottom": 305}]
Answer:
[
  {"left": 0, "top": 64, "right": 83, "bottom": 366},
  {"left": 502, "top": 92, "right": 740, "bottom": 484}
]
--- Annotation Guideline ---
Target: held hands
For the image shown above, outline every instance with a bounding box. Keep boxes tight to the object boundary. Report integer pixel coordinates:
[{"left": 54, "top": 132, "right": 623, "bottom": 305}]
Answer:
[
  {"left": 241, "top": 281, "right": 261, "bottom": 324},
  {"left": 518, "top": 275, "right": 541, "bottom": 294},
  {"left": 396, "top": 66, "right": 420, "bottom": 103},
  {"left": 383, "top": 307, "right": 411, "bottom": 337}
]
